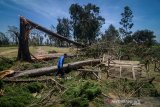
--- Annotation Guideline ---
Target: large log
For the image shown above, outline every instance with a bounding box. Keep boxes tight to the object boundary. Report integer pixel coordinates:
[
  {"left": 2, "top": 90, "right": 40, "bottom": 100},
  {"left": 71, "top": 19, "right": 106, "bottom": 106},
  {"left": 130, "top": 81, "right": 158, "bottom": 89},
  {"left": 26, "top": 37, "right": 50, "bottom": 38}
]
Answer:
[{"left": 13, "top": 59, "right": 100, "bottom": 77}]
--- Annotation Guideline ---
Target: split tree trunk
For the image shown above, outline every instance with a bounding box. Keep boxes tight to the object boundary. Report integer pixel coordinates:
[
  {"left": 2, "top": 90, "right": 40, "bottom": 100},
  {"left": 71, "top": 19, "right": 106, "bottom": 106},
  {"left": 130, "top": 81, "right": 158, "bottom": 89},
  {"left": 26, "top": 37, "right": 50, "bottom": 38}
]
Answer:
[
  {"left": 17, "top": 16, "right": 85, "bottom": 62},
  {"left": 17, "top": 17, "right": 31, "bottom": 61},
  {"left": 13, "top": 59, "right": 100, "bottom": 77}
]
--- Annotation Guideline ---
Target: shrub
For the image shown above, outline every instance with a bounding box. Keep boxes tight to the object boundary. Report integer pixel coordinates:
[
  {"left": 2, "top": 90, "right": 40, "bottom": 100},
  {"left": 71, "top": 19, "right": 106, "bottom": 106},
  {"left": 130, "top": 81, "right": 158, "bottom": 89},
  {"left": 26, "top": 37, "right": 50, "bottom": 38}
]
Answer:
[
  {"left": 26, "top": 82, "right": 44, "bottom": 93},
  {"left": 0, "top": 86, "right": 33, "bottom": 107},
  {"left": 63, "top": 81, "right": 101, "bottom": 107}
]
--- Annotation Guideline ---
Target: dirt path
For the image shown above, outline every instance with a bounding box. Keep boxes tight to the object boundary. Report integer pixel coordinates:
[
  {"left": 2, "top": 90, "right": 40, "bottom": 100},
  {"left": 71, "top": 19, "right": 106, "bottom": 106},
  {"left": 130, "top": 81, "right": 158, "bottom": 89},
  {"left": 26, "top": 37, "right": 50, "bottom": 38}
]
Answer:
[
  {"left": 35, "top": 47, "right": 48, "bottom": 56},
  {"left": 34, "top": 47, "right": 63, "bottom": 58}
]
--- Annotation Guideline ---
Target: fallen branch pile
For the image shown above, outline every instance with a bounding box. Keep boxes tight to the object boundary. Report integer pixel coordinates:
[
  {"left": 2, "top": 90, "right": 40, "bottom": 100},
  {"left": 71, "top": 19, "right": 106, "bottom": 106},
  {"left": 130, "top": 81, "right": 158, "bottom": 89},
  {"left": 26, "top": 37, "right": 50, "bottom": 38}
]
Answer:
[{"left": 3, "top": 77, "right": 65, "bottom": 90}]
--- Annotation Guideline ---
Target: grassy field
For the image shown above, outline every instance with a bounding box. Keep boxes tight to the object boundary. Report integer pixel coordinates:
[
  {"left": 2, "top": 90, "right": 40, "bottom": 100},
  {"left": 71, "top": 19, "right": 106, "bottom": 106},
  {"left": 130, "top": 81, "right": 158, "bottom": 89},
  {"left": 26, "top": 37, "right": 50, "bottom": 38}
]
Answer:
[{"left": 0, "top": 46, "right": 73, "bottom": 58}]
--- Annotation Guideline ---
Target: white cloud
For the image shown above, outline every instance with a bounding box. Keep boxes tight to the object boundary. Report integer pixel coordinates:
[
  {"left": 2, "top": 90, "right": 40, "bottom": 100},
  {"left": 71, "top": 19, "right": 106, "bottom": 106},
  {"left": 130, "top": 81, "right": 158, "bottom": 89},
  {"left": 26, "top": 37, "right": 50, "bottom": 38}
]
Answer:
[{"left": 2, "top": 0, "right": 69, "bottom": 19}]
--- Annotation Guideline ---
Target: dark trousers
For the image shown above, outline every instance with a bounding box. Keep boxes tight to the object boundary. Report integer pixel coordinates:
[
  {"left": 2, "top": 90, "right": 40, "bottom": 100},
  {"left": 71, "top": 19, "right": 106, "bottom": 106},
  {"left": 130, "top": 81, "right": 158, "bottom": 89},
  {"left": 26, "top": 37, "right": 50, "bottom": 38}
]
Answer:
[{"left": 54, "top": 67, "right": 64, "bottom": 78}]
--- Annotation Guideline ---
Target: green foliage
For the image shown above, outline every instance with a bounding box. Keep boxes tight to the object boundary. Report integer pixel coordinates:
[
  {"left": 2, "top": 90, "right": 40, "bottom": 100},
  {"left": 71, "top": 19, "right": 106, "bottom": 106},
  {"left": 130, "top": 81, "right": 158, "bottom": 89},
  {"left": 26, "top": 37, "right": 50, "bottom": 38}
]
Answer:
[
  {"left": 105, "top": 79, "right": 158, "bottom": 97},
  {"left": 63, "top": 81, "right": 101, "bottom": 107},
  {"left": 0, "top": 32, "right": 9, "bottom": 46},
  {"left": 69, "top": 3, "right": 105, "bottom": 44},
  {"left": 119, "top": 6, "right": 134, "bottom": 39},
  {"left": 102, "top": 24, "right": 120, "bottom": 44},
  {"left": 33, "top": 63, "right": 43, "bottom": 68},
  {"left": 26, "top": 82, "right": 44, "bottom": 93},
  {"left": 148, "top": 46, "right": 160, "bottom": 60},
  {"left": 56, "top": 18, "right": 71, "bottom": 47},
  {"left": 48, "top": 50, "right": 57, "bottom": 54},
  {"left": 132, "top": 30, "right": 156, "bottom": 47},
  {"left": 0, "top": 85, "right": 33, "bottom": 107},
  {"left": 0, "top": 57, "right": 14, "bottom": 71}
]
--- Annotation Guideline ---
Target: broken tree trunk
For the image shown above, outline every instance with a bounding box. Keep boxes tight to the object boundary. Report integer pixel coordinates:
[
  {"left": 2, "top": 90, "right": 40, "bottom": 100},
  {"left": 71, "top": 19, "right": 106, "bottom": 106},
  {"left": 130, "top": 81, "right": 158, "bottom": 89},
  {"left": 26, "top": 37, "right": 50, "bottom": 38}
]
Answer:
[
  {"left": 13, "top": 59, "right": 100, "bottom": 77},
  {"left": 22, "top": 16, "right": 85, "bottom": 47},
  {"left": 17, "top": 17, "right": 32, "bottom": 61},
  {"left": 17, "top": 16, "right": 85, "bottom": 62}
]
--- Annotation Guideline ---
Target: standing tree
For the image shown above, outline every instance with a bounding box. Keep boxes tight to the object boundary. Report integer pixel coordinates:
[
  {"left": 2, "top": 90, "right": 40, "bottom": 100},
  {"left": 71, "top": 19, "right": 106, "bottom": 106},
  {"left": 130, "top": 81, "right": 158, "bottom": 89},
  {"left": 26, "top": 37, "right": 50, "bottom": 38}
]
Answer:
[
  {"left": 132, "top": 30, "right": 156, "bottom": 47},
  {"left": 102, "top": 24, "right": 119, "bottom": 44},
  {"left": 0, "top": 32, "right": 9, "bottom": 46},
  {"left": 69, "top": 3, "right": 105, "bottom": 45},
  {"left": 56, "top": 18, "right": 71, "bottom": 47},
  {"left": 119, "top": 6, "right": 134, "bottom": 40}
]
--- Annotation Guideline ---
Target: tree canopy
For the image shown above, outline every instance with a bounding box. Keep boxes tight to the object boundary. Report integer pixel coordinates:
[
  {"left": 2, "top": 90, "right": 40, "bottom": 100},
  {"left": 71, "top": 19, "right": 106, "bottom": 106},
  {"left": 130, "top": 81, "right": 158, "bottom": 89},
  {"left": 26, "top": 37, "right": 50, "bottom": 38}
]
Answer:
[
  {"left": 132, "top": 30, "right": 156, "bottom": 47},
  {"left": 119, "top": 6, "right": 134, "bottom": 40},
  {"left": 102, "top": 24, "right": 119, "bottom": 43},
  {"left": 69, "top": 3, "right": 105, "bottom": 45}
]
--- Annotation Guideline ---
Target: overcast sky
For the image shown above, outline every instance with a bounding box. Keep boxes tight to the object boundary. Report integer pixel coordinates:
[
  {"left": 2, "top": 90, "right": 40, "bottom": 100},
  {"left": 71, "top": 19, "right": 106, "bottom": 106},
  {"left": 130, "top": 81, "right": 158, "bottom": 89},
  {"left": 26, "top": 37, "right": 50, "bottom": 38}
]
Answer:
[{"left": 0, "top": 0, "right": 160, "bottom": 41}]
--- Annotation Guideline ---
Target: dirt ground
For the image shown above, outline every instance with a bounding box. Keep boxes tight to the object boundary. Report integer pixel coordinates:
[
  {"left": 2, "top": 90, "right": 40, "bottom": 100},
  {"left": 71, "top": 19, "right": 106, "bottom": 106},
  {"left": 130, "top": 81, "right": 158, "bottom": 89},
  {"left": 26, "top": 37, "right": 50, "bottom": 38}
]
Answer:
[{"left": 0, "top": 46, "right": 73, "bottom": 58}]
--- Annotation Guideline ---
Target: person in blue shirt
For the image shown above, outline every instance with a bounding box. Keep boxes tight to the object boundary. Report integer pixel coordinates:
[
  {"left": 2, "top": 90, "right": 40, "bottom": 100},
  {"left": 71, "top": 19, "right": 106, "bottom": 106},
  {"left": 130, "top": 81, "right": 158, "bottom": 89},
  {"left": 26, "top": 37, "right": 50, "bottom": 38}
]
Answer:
[{"left": 55, "top": 53, "right": 67, "bottom": 78}]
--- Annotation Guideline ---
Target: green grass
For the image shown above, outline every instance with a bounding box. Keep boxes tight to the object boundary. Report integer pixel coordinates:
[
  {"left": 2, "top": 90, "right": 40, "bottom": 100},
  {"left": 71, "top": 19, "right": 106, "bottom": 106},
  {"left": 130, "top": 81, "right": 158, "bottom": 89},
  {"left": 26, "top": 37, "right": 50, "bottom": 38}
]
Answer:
[
  {"left": 0, "top": 57, "right": 14, "bottom": 71},
  {"left": 0, "top": 83, "right": 34, "bottom": 107}
]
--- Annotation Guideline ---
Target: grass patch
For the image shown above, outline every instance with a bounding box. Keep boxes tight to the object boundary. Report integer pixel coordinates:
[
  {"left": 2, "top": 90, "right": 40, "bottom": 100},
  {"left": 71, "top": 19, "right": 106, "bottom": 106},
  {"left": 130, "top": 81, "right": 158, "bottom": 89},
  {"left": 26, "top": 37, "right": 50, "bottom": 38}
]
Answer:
[
  {"left": 0, "top": 57, "right": 14, "bottom": 71},
  {"left": 26, "top": 82, "right": 44, "bottom": 93},
  {"left": 0, "top": 84, "right": 34, "bottom": 107},
  {"left": 48, "top": 50, "right": 57, "bottom": 54}
]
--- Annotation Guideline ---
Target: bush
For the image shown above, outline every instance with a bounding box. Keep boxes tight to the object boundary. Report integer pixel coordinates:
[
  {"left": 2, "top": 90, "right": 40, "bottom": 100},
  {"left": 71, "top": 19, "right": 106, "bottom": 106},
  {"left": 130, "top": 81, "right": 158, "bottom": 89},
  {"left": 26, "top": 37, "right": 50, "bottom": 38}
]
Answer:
[
  {"left": 0, "top": 86, "right": 33, "bottom": 107},
  {"left": 63, "top": 81, "right": 101, "bottom": 107},
  {"left": 26, "top": 82, "right": 44, "bottom": 93}
]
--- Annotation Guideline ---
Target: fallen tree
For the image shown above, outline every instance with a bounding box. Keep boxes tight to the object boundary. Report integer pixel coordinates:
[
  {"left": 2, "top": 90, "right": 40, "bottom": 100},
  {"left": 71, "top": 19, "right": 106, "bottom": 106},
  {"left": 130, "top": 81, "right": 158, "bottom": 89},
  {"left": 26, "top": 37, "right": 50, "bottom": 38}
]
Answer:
[{"left": 13, "top": 59, "right": 100, "bottom": 77}]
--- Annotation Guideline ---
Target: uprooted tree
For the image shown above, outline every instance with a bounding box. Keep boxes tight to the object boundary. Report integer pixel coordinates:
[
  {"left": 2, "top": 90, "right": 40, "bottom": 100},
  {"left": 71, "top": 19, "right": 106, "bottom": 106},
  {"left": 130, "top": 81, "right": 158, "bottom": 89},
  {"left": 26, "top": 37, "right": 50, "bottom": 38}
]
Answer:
[{"left": 17, "top": 16, "right": 85, "bottom": 61}]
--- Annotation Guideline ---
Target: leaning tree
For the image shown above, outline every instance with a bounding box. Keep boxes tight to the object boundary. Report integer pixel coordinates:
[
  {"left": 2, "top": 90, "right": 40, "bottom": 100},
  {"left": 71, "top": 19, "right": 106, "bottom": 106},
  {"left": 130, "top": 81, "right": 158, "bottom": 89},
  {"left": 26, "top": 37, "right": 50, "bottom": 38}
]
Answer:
[{"left": 17, "top": 16, "right": 84, "bottom": 62}]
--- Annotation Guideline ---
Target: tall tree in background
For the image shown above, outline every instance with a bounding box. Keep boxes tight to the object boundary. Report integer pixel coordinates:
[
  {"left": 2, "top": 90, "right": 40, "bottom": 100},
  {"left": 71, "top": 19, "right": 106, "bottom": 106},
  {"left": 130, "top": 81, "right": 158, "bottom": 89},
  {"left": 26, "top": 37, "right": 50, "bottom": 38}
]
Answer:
[
  {"left": 56, "top": 17, "right": 71, "bottom": 46},
  {"left": 29, "top": 29, "right": 44, "bottom": 46},
  {"left": 8, "top": 26, "right": 19, "bottom": 45},
  {"left": 132, "top": 30, "right": 156, "bottom": 47},
  {"left": 102, "top": 24, "right": 119, "bottom": 44},
  {"left": 69, "top": 3, "right": 105, "bottom": 45},
  {"left": 0, "top": 32, "right": 9, "bottom": 46},
  {"left": 119, "top": 6, "right": 134, "bottom": 40}
]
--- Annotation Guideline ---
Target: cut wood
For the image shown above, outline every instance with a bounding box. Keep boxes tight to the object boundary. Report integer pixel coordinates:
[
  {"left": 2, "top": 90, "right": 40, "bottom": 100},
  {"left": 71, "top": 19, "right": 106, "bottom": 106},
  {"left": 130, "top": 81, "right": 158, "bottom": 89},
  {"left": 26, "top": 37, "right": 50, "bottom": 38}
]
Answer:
[
  {"left": 13, "top": 59, "right": 100, "bottom": 77},
  {"left": 0, "top": 70, "right": 14, "bottom": 79}
]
